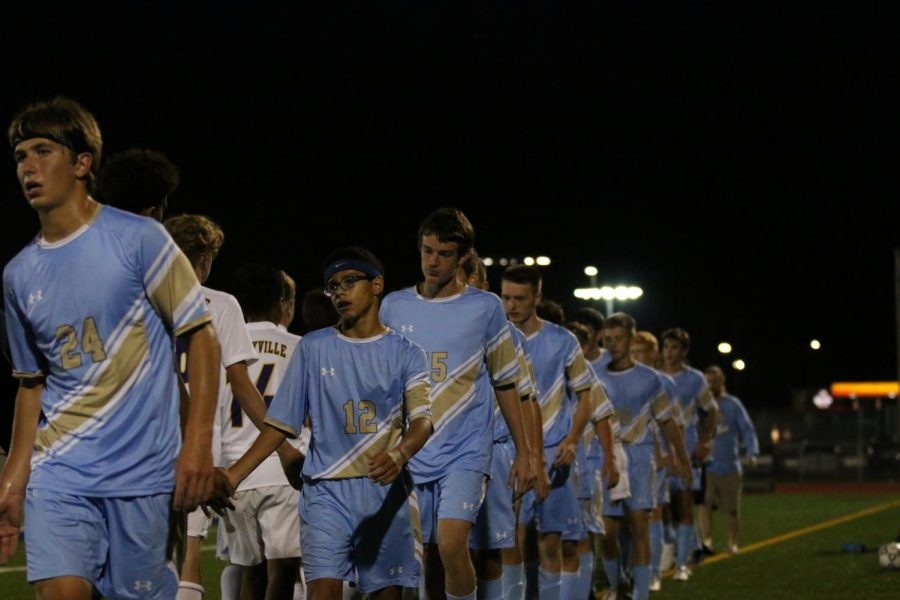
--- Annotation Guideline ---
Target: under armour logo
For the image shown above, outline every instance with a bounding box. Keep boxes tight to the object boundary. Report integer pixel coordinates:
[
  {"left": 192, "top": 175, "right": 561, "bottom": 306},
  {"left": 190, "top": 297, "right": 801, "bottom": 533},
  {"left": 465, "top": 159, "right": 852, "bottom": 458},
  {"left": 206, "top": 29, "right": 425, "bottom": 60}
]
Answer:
[
  {"left": 462, "top": 502, "right": 475, "bottom": 511},
  {"left": 495, "top": 531, "right": 508, "bottom": 540},
  {"left": 133, "top": 580, "right": 153, "bottom": 592},
  {"left": 321, "top": 367, "right": 335, "bottom": 376},
  {"left": 389, "top": 566, "right": 405, "bottom": 575},
  {"left": 27, "top": 290, "right": 43, "bottom": 305},
  {"left": 401, "top": 325, "right": 415, "bottom": 333}
]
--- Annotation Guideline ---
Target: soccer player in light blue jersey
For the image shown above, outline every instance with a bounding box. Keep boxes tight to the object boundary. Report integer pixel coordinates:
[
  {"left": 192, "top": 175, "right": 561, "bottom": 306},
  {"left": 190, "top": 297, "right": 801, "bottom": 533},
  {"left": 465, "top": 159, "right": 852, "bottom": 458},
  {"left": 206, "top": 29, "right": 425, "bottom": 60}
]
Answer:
[
  {"left": 573, "top": 306, "right": 611, "bottom": 373},
  {"left": 218, "top": 246, "right": 433, "bottom": 600},
  {"left": 0, "top": 97, "right": 224, "bottom": 599},
  {"left": 381, "top": 209, "right": 535, "bottom": 600},
  {"left": 502, "top": 266, "right": 618, "bottom": 600},
  {"left": 597, "top": 314, "right": 690, "bottom": 600},
  {"left": 698, "top": 365, "right": 758, "bottom": 555},
  {"left": 661, "top": 327, "right": 719, "bottom": 581}
]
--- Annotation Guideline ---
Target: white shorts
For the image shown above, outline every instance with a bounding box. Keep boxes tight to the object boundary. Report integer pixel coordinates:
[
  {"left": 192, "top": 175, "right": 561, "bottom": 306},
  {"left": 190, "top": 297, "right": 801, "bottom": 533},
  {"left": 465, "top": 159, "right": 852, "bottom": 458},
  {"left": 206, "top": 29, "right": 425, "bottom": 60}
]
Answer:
[
  {"left": 221, "top": 485, "right": 302, "bottom": 566},
  {"left": 187, "top": 506, "right": 212, "bottom": 539}
]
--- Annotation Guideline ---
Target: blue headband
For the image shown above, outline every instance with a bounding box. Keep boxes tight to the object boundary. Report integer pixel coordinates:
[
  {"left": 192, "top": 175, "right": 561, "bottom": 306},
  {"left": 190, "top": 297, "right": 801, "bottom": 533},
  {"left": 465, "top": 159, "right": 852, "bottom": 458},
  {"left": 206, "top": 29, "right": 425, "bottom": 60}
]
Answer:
[{"left": 324, "top": 260, "right": 383, "bottom": 282}]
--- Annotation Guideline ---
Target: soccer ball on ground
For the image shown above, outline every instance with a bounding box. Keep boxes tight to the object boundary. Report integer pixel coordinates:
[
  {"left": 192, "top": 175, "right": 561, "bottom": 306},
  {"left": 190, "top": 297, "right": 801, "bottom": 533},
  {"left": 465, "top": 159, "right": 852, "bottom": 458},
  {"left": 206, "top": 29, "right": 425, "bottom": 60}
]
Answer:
[{"left": 878, "top": 542, "right": 900, "bottom": 569}]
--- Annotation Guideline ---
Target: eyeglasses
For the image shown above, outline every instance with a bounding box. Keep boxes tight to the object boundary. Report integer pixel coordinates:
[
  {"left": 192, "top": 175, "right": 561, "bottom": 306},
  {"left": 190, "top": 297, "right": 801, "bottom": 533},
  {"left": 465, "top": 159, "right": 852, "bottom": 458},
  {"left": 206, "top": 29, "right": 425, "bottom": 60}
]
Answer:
[{"left": 323, "top": 274, "right": 372, "bottom": 297}]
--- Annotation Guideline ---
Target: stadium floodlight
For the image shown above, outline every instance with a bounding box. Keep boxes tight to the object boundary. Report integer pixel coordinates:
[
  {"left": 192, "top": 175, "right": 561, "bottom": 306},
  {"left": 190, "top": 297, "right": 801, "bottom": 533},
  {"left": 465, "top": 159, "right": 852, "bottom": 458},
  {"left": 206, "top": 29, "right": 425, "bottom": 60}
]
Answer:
[
  {"left": 584, "top": 266, "right": 598, "bottom": 277},
  {"left": 536, "top": 256, "right": 551, "bottom": 266},
  {"left": 718, "top": 342, "right": 733, "bottom": 354},
  {"left": 810, "top": 339, "right": 821, "bottom": 350},
  {"left": 732, "top": 359, "right": 746, "bottom": 371},
  {"left": 574, "top": 283, "right": 642, "bottom": 315},
  {"left": 813, "top": 389, "right": 833, "bottom": 410},
  {"left": 499, "top": 258, "right": 509, "bottom": 266},
  {"left": 524, "top": 256, "right": 535, "bottom": 266},
  {"left": 483, "top": 257, "right": 494, "bottom": 266}
]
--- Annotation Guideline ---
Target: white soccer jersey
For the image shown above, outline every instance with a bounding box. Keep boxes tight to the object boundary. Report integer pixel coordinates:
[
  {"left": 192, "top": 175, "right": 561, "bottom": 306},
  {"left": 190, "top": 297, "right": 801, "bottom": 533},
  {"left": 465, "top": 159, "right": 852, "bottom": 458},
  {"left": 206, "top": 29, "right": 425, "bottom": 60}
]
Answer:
[
  {"left": 221, "top": 321, "right": 305, "bottom": 490},
  {"left": 177, "top": 286, "right": 257, "bottom": 465}
]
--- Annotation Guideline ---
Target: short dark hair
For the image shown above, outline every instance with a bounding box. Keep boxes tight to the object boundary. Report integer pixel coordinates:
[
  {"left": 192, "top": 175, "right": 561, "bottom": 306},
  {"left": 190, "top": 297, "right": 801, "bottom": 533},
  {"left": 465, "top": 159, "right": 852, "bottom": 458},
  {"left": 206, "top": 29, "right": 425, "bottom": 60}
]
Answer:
[
  {"left": 302, "top": 287, "right": 338, "bottom": 332},
  {"left": 566, "top": 322, "right": 590, "bottom": 346},
  {"left": 537, "top": 299, "right": 564, "bottom": 325},
  {"left": 572, "top": 307, "right": 605, "bottom": 332},
  {"left": 460, "top": 248, "right": 482, "bottom": 279},
  {"left": 502, "top": 264, "right": 542, "bottom": 294},
  {"left": 417, "top": 207, "right": 475, "bottom": 256},
  {"left": 98, "top": 148, "right": 179, "bottom": 213},
  {"left": 662, "top": 327, "right": 691, "bottom": 351},
  {"left": 604, "top": 312, "right": 636, "bottom": 334},
  {"left": 232, "top": 263, "right": 286, "bottom": 320},
  {"left": 8, "top": 96, "right": 103, "bottom": 188}
]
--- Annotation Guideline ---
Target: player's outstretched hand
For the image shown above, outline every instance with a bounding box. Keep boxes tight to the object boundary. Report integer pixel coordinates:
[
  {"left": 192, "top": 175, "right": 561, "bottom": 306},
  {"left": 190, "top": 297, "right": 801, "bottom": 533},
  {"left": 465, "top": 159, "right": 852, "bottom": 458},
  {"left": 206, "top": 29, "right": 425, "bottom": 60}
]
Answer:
[
  {"left": 509, "top": 452, "right": 536, "bottom": 499},
  {"left": 173, "top": 442, "right": 216, "bottom": 512},
  {"left": 201, "top": 468, "right": 237, "bottom": 517},
  {"left": 0, "top": 490, "right": 24, "bottom": 564},
  {"left": 278, "top": 445, "right": 305, "bottom": 491},
  {"left": 603, "top": 457, "right": 620, "bottom": 489},
  {"left": 532, "top": 459, "right": 551, "bottom": 502},
  {"left": 552, "top": 439, "right": 577, "bottom": 467},
  {"left": 368, "top": 450, "right": 404, "bottom": 485}
]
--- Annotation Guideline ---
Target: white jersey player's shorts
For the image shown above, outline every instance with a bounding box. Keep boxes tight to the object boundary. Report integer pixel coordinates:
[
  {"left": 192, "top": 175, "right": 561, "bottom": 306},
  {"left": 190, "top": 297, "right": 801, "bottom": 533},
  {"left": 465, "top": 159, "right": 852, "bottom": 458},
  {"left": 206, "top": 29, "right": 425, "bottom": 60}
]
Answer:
[
  {"left": 186, "top": 506, "right": 212, "bottom": 539},
  {"left": 220, "top": 485, "right": 301, "bottom": 565}
]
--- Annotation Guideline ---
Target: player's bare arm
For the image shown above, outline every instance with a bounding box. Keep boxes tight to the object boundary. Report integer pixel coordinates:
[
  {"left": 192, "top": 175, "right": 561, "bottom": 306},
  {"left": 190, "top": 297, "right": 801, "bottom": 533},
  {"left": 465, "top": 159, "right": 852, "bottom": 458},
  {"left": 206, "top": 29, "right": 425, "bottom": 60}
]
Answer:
[
  {"left": 697, "top": 400, "right": 719, "bottom": 462},
  {"left": 554, "top": 387, "right": 591, "bottom": 467},
  {"left": 226, "top": 361, "right": 304, "bottom": 468},
  {"left": 175, "top": 323, "right": 221, "bottom": 512},
  {"left": 527, "top": 398, "right": 551, "bottom": 500},
  {"left": 369, "top": 416, "right": 433, "bottom": 485},
  {"left": 594, "top": 417, "right": 620, "bottom": 488},
  {"left": 495, "top": 383, "right": 535, "bottom": 495},
  {"left": 661, "top": 418, "right": 693, "bottom": 486},
  {"left": 0, "top": 379, "right": 43, "bottom": 563}
]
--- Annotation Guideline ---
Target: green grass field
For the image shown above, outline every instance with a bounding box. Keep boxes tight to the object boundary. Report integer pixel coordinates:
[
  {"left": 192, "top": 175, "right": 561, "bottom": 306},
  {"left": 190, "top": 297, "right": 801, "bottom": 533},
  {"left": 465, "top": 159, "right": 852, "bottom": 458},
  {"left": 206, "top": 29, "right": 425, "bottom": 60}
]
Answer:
[{"left": 2, "top": 492, "right": 899, "bottom": 598}]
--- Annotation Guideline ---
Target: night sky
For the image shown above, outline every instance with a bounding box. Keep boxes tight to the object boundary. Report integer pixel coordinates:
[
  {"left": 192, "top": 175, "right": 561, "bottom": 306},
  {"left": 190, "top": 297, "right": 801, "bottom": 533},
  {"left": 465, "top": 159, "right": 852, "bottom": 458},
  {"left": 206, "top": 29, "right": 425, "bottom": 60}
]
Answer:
[{"left": 1, "top": 4, "right": 897, "bottom": 433}]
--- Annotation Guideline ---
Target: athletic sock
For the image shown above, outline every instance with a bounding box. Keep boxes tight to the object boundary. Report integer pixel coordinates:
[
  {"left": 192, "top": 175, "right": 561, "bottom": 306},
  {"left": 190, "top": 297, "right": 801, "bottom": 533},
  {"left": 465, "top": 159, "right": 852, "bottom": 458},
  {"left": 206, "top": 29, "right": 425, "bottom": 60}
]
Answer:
[
  {"left": 676, "top": 524, "right": 693, "bottom": 567},
  {"left": 501, "top": 562, "right": 525, "bottom": 600},
  {"left": 649, "top": 520, "right": 663, "bottom": 578},
  {"left": 219, "top": 564, "right": 241, "bottom": 600},
  {"left": 602, "top": 558, "right": 620, "bottom": 591},
  {"left": 575, "top": 552, "right": 593, "bottom": 600},
  {"left": 537, "top": 567, "right": 560, "bottom": 600},
  {"left": 632, "top": 564, "right": 650, "bottom": 600},
  {"left": 176, "top": 582, "right": 204, "bottom": 600},
  {"left": 446, "top": 588, "right": 477, "bottom": 600},
  {"left": 476, "top": 576, "right": 502, "bottom": 600},
  {"left": 559, "top": 571, "right": 579, "bottom": 599}
]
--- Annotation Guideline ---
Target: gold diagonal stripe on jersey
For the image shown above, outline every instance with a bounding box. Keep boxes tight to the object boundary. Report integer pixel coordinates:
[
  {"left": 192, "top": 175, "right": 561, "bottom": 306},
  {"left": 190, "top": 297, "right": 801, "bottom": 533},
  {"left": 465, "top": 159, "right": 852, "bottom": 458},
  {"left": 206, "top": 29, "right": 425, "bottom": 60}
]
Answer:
[
  {"left": 35, "top": 320, "right": 149, "bottom": 452},
  {"left": 405, "top": 381, "right": 432, "bottom": 418},
  {"left": 430, "top": 360, "right": 481, "bottom": 424},
  {"left": 330, "top": 420, "right": 404, "bottom": 479},
  {"left": 148, "top": 251, "right": 201, "bottom": 329},
  {"left": 539, "top": 380, "right": 566, "bottom": 434},
  {"left": 620, "top": 409, "right": 651, "bottom": 444},
  {"left": 486, "top": 335, "right": 519, "bottom": 384}
]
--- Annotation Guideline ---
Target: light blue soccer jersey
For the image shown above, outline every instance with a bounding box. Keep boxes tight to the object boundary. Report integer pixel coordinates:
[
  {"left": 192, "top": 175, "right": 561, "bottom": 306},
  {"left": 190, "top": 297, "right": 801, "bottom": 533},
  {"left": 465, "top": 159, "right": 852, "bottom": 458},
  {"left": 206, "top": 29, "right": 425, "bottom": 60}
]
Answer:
[
  {"left": 668, "top": 366, "right": 715, "bottom": 450},
  {"left": 584, "top": 367, "right": 616, "bottom": 460},
  {"left": 264, "top": 327, "right": 431, "bottom": 480},
  {"left": 3, "top": 206, "right": 210, "bottom": 496},
  {"left": 492, "top": 324, "right": 535, "bottom": 442},
  {"left": 590, "top": 351, "right": 612, "bottom": 373},
  {"left": 596, "top": 362, "right": 673, "bottom": 446},
  {"left": 380, "top": 286, "right": 520, "bottom": 482},
  {"left": 708, "top": 394, "right": 759, "bottom": 475},
  {"left": 523, "top": 320, "right": 594, "bottom": 448}
]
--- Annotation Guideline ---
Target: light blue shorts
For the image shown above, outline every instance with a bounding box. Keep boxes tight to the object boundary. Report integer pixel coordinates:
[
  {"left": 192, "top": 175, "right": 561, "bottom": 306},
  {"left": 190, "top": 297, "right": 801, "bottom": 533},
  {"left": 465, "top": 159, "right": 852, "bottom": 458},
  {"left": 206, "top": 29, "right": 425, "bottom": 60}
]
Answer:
[
  {"left": 535, "top": 445, "right": 584, "bottom": 541},
  {"left": 25, "top": 488, "right": 177, "bottom": 599},
  {"left": 603, "top": 444, "right": 657, "bottom": 515},
  {"left": 471, "top": 440, "right": 516, "bottom": 549},
  {"left": 415, "top": 469, "right": 486, "bottom": 545},
  {"left": 300, "top": 475, "right": 420, "bottom": 593},
  {"left": 669, "top": 438, "right": 702, "bottom": 492}
]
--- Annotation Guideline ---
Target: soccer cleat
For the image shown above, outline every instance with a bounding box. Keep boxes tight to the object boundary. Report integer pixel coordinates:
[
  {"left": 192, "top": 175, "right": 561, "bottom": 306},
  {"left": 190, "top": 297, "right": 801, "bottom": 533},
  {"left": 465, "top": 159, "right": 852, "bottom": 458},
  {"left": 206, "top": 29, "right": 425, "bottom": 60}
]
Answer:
[
  {"left": 649, "top": 576, "right": 662, "bottom": 592},
  {"left": 672, "top": 565, "right": 692, "bottom": 581},
  {"left": 728, "top": 544, "right": 740, "bottom": 554}
]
